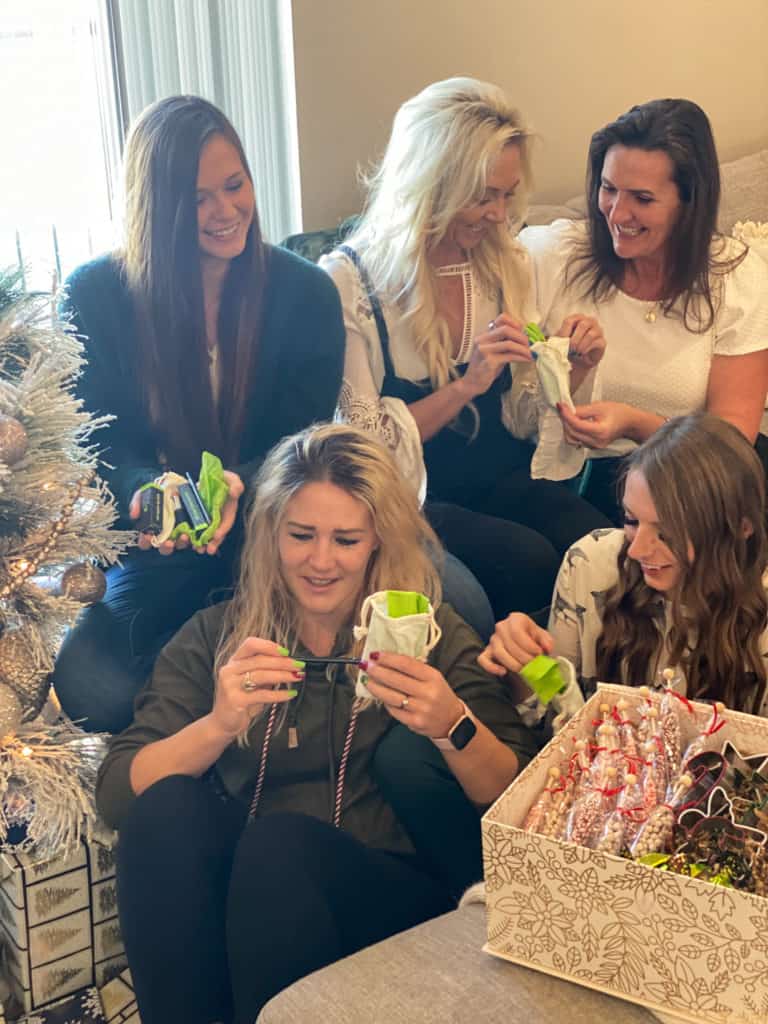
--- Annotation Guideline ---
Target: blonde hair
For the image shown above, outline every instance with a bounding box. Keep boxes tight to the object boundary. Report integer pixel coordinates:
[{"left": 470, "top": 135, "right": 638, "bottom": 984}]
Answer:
[
  {"left": 214, "top": 423, "right": 443, "bottom": 723},
  {"left": 347, "top": 77, "right": 532, "bottom": 391},
  {"left": 596, "top": 414, "right": 767, "bottom": 713}
]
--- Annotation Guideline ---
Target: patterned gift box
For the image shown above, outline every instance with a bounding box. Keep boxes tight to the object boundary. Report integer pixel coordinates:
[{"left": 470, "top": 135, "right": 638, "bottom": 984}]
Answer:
[
  {"left": 483, "top": 683, "right": 768, "bottom": 1024},
  {"left": 99, "top": 969, "right": 140, "bottom": 1023},
  {"left": 0, "top": 839, "right": 126, "bottom": 1017},
  {"left": 14, "top": 985, "right": 105, "bottom": 1022}
]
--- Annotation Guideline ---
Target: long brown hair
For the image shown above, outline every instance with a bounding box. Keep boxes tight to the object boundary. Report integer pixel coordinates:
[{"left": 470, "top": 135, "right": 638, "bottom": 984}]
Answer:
[
  {"left": 596, "top": 414, "right": 767, "bottom": 713},
  {"left": 567, "top": 99, "right": 745, "bottom": 333},
  {"left": 121, "top": 95, "right": 268, "bottom": 471}
]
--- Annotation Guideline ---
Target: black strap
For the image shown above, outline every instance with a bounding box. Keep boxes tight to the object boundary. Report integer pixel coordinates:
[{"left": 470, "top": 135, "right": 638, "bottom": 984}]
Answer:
[{"left": 338, "top": 244, "right": 396, "bottom": 380}]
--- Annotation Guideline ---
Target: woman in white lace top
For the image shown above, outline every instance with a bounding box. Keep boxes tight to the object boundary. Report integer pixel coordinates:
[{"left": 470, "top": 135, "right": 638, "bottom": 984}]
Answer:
[{"left": 321, "top": 77, "right": 611, "bottom": 619}]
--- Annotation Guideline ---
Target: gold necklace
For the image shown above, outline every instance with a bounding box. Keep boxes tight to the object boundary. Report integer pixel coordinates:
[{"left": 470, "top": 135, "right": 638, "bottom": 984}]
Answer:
[{"left": 645, "top": 301, "right": 660, "bottom": 324}]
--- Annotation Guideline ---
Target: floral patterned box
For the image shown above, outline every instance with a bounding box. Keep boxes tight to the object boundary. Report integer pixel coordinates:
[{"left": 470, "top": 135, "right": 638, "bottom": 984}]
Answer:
[
  {"left": 482, "top": 683, "right": 768, "bottom": 1024},
  {"left": 0, "top": 838, "right": 126, "bottom": 1016}
]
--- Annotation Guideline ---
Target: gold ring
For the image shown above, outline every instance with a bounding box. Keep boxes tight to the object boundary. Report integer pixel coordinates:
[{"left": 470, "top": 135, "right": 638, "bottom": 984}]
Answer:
[
  {"left": 400, "top": 695, "right": 410, "bottom": 710},
  {"left": 242, "top": 673, "right": 257, "bottom": 693}
]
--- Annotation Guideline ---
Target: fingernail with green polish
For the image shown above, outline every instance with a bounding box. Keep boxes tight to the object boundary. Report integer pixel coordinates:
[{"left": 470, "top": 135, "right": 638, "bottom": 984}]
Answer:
[
  {"left": 292, "top": 659, "right": 306, "bottom": 669},
  {"left": 277, "top": 645, "right": 290, "bottom": 656},
  {"left": 286, "top": 689, "right": 298, "bottom": 698}
]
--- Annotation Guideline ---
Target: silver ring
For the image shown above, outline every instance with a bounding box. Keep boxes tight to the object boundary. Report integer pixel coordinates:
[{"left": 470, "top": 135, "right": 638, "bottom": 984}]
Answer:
[
  {"left": 488, "top": 320, "right": 496, "bottom": 330},
  {"left": 400, "top": 695, "right": 410, "bottom": 710},
  {"left": 242, "top": 673, "right": 257, "bottom": 693}
]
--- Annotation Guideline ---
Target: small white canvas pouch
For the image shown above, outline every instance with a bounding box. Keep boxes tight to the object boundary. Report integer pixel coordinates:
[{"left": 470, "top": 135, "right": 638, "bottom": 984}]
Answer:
[
  {"left": 354, "top": 590, "right": 442, "bottom": 700},
  {"left": 529, "top": 336, "right": 588, "bottom": 481}
]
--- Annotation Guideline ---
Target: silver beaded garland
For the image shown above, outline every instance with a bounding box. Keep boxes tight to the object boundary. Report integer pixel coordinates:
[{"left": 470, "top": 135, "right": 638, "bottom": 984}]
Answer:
[
  {"left": 0, "top": 415, "right": 28, "bottom": 465},
  {"left": 60, "top": 562, "right": 107, "bottom": 604}
]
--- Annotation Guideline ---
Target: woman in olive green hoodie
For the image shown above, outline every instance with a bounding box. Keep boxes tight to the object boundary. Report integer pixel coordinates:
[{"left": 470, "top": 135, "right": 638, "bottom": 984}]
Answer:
[{"left": 97, "top": 423, "right": 536, "bottom": 1024}]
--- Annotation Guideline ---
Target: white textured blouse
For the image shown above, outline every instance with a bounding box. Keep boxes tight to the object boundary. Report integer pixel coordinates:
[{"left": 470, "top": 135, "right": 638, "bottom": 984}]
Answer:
[
  {"left": 320, "top": 248, "right": 534, "bottom": 498},
  {"left": 520, "top": 220, "right": 768, "bottom": 457}
]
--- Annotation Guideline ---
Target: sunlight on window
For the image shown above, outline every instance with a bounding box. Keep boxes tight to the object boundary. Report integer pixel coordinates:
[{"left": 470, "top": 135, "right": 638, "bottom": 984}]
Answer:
[{"left": 0, "top": 0, "right": 118, "bottom": 290}]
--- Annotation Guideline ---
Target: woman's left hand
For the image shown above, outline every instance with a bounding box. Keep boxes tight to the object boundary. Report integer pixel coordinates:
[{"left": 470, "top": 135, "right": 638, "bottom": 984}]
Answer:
[
  {"left": 557, "top": 400, "right": 635, "bottom": 448},
  {"left": 200, "top": 470, "right": 245, "bottom": 555},
  {"left": 362, "top": 652, "right": 464, "bottom": 739},
  {"left": 556, "top": 314, "right": 606, "bottom": 370}
]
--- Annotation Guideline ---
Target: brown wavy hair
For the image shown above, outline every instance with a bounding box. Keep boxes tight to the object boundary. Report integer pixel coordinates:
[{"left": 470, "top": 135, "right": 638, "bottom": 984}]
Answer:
[
  {"left": 567, "top": 99, "right": 745, "bottom": 334},
  {"left": 596, "top": 414, "right": 767, "bottom": 713},
  {"left": 121, "top": 95, "right": 268, "bottom": 471}
]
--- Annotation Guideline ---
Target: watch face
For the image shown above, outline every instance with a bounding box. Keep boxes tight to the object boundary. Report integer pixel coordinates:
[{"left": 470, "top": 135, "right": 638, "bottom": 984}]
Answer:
[{"left": 450, "top": 715, "right": 477, "bottom": 751}]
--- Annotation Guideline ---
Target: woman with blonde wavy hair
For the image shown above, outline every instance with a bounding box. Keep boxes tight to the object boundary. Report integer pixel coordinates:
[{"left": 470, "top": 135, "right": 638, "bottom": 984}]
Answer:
[
  {"left": 96, "top": 423, "right": 536, "bottom": 1024},
  {"left": 322, "top": 77, "right": 611, "bottom": 620},
  {"left": 480, "top": 413, "right": 768, "bottom": 717}
]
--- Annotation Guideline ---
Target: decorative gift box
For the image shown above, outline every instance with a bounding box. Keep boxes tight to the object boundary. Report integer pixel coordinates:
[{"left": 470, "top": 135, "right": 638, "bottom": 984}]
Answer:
[
  {"left": 0, "top": 839, "right": 126, "bottom": 1016},
  {"left": 482, "top": 683, "right": 768, "bottom": 1024},
  {"left": 99, "top": 969, "right": 140, "bottom": 1023},
  {"left": 13, "top": 985, "right": 105, "bottom": 1023}
]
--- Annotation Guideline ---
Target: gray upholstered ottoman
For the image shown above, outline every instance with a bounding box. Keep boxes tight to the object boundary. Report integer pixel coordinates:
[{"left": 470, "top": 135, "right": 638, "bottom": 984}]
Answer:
[{"left": 257, "top": 902, "right": 659, "bottom": 1023}]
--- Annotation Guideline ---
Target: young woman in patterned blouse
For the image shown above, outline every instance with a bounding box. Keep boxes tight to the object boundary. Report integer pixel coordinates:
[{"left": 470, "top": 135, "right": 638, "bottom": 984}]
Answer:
[{"left": 480, "top": 413, "right": 768, "bottom": 716}]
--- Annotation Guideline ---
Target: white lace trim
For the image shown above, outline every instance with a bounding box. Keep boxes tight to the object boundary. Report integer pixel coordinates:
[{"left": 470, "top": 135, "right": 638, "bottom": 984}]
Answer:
[{"left": 338, "top": 380, "right": 399, "bottom": 450}]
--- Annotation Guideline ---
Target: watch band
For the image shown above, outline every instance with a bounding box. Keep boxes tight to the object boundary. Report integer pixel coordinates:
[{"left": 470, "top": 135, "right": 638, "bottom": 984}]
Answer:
[{"left": 431, "top": 702, "right": 478, "bottom": 751}]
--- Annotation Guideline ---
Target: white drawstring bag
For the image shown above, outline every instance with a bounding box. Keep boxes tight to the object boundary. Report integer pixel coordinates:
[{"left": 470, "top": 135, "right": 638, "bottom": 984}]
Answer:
[
  {"left": 529, "top": 336, "right": 588, "bottom": 481},
  {"left": 354, "top": 590, "right": 442, "bottom": 700}
]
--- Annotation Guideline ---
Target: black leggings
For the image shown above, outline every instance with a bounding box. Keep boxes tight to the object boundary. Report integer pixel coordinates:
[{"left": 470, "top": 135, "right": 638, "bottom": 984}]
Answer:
[
  {"left": 116, "top": 776, "right": 453, "bottom": 1024},
  {"left": 427, "top": 473, "right": 611, "bottom": 619}
]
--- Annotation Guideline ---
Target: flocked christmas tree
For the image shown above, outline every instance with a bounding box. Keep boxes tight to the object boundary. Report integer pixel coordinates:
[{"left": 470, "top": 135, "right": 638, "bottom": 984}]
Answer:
[{"left": 0, "top": 266, "right": 130, "bottom": 859}]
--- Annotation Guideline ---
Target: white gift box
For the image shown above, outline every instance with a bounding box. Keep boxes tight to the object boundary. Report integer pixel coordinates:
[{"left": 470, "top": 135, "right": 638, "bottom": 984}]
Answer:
[
  {"left": 0, "top": 838, "right": 126, "bottom": 1015},
  {"left": 482, "top": 683, "right": 768, "bottom": 1024}
]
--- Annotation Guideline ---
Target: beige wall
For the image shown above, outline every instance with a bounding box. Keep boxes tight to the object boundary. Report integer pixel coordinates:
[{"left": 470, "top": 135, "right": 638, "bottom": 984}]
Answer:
[{"left": 291, "top": 0, "right": 768, "bottom": 231}]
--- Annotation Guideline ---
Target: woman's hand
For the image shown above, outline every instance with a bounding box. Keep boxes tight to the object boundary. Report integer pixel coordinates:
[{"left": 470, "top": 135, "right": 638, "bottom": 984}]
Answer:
[
  {"left": 212, "top": 637, "right": 302, "bottom": 739},
  {"left": 556, "top": 314, "right": 606, "bottom": 371},
  {"left": 362, "top": 652, "right": 464, "bottom": 739},
  {"left": 461, "top": 314, "right": 533, "bottom": 399},
  {"left": 557, "top": 400, "right": 636, "bottom": 448},
  {"left": 129, "top": 469, "right": 244, "bottom": 556},
  {"left": 203, "top": 470, "right": 244, "bottom": 555},
  {"left": 478, "top": 613, "right": 554, "bottom": 677}
]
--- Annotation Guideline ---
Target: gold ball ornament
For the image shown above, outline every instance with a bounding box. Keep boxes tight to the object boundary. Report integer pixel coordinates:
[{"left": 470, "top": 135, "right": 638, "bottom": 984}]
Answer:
[
  {"left": 0, "top": 629, "right": 50, "bottom": 719},
  {"left": 60, "top": 563, "right": 107, "bottom": 604},
  {"left": 0, "top": 686, "right": 23, "bottom": 737},
  {"left": 0, "top": 415, "right": 28, "bottom": 465}
]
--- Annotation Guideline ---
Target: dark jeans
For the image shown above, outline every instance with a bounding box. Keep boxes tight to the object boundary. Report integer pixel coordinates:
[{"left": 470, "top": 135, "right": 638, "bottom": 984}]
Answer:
[
  {"left": 427, "top": 474, "right": 610, "bottom": 620},
  {"left": 117, "top": 777, "right": 453, "bottom": 1024},
  {"left": 582, "top": 434, "right": 768, "bottom": 526},
  {"left": 372, "top": 725, "right": 484, "bottom": 900},
  {"left": 54, "top": 547, "right": 492, "bottom": 734}
]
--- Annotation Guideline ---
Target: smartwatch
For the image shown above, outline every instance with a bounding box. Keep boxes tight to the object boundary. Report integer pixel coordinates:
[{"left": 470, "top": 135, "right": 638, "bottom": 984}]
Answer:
[{"left": 431, "top": 702, "right": 478, "bottom": 752}]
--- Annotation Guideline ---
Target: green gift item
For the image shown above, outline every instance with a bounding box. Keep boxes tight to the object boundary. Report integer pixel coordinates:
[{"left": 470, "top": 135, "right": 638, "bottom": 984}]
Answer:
[
  {"left": 170, "top": 451, "right": 230, "bottom": 548},
  {"left": 525, "top": 322, "right": 547, "bottom": 346},
  {"left": 520, "top": 654, "right": 567, "bottom": 704},
  {"left": 385, "top": 590, "right": 431, "bottom": 617}
]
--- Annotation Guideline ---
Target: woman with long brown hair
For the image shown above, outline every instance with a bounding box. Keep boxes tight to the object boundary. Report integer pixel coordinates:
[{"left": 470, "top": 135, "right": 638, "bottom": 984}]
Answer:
[
  {"left": 520, "top": 99, "right": 768, "bottom": 522},
  {"left": 480, "top": 413, "right": 768, "bottom": 716},
  {"left": 54, "top": 95, "right": 346, "bottom": 731}
]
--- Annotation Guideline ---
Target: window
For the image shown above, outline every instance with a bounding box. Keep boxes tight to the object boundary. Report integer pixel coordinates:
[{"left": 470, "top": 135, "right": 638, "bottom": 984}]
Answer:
[
  {"left": 1, "top": 0, "right": 122, "bottom": 290},
  {"left": 1, "top": 0, "right": 300, "bottom": 292}
]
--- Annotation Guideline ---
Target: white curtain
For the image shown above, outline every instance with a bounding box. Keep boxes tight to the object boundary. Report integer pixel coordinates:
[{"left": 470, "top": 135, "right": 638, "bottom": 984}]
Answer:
[{"left": 114, "top": 0, "right": 301, "bottom": 242}]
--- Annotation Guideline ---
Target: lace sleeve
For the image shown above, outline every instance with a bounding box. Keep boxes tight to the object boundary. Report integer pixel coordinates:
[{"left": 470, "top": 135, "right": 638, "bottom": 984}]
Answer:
[
  {"left": 337, "top": 380, "right": 426, "bottom": 503},
  {"left": 322, "top": 251, "right": 426, "bottom": 502}
]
